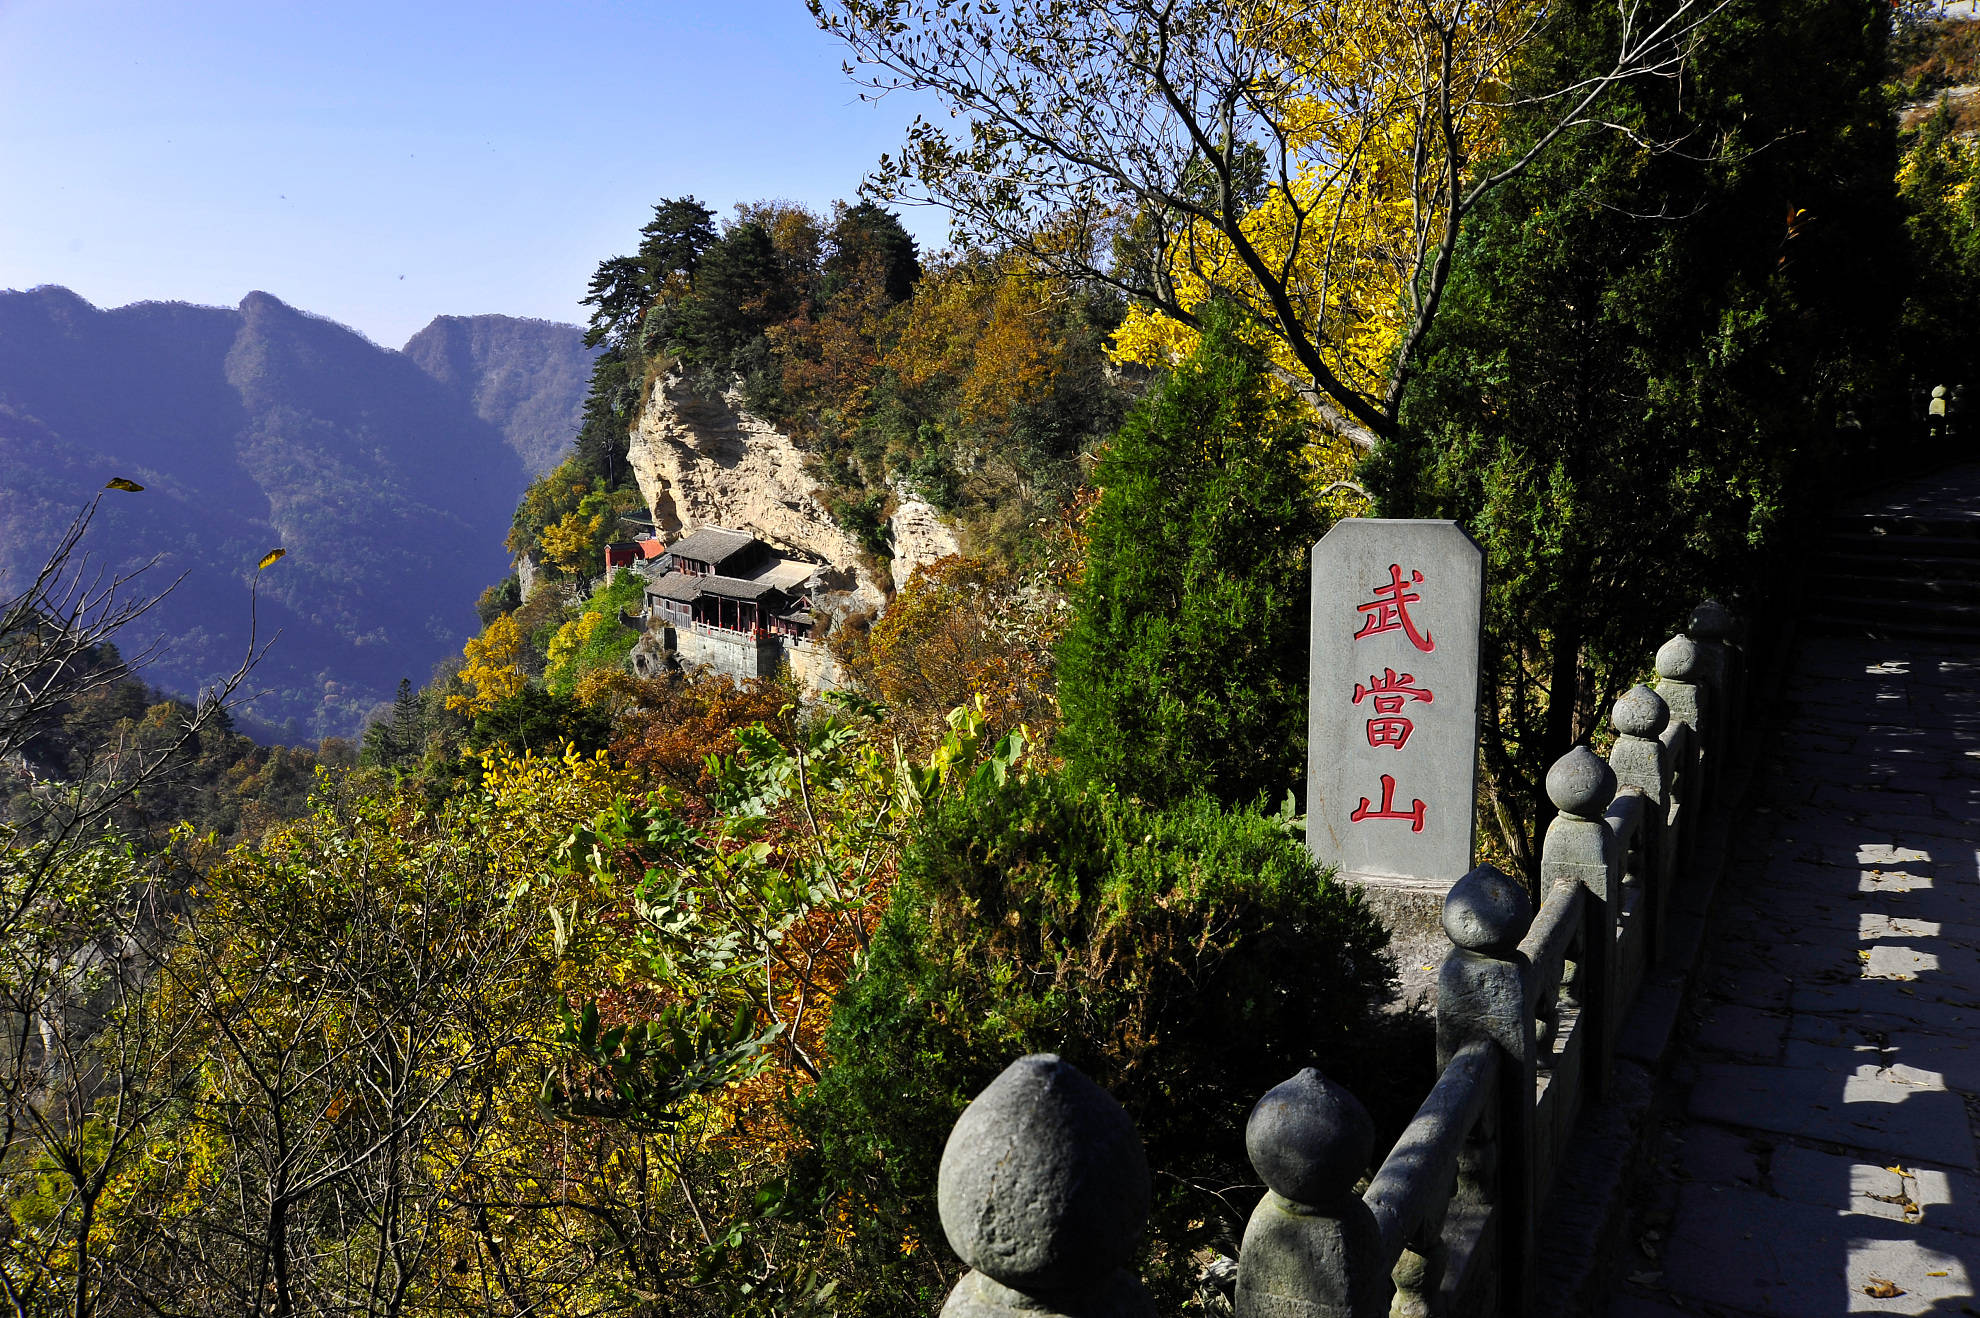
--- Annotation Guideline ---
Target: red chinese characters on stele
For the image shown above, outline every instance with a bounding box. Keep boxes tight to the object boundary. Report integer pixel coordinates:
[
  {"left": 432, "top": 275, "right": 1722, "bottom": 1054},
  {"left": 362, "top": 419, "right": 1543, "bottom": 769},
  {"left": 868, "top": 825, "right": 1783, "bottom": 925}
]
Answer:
[
  {"left": 1348, "top": 774, "right": 1425, "bottom": 832},
  {"left": 1353, "top": 563, "right": 1435, "bottom": 653},
  {"left": 1352, "top": 667, "right": 1433, "bottom": 750},
  {"left": 1348, "top": 565, "right": 1434, "bottom": 833}
]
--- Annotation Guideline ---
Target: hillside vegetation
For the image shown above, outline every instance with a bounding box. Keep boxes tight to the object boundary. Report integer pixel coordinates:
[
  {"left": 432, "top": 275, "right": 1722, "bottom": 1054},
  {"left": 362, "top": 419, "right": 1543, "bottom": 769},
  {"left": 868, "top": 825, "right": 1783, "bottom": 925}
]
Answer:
[
  {"left": 480, "top": 194, "right": 1131, "bottom": 755},
  {"left": 1897, "top": 16, "right": 1980, "bottom": 399},
  {"left": 529, "top": 196, "right": 1127, "bottom": 573},
  {"left": 403, "top": 312, "right": 598, "bottom": 476}
]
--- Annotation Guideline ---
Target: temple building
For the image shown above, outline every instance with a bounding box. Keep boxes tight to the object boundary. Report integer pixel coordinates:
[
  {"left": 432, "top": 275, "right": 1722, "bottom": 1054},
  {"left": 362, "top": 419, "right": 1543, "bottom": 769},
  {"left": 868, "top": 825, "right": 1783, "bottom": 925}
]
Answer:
[{"left": 621, "top": 526, "right": 826, "bottom": 680}]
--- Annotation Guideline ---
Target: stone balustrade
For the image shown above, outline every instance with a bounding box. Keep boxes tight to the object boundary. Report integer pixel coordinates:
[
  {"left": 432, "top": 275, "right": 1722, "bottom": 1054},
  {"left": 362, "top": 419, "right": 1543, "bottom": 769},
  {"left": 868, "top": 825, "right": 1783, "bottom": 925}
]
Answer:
[{"left": 925, "top": 601, "right": 1742, "bottom": 1318}]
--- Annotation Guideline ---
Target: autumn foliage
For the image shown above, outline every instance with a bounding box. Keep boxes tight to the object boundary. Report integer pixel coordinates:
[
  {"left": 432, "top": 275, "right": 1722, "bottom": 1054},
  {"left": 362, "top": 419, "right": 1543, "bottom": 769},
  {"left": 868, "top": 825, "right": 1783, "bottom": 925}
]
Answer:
[
  {"left": 835, "top": 553, "right": 1064, "bottom": 752},
  {"left": 578, "top": 668, "right": 801, "bottom": 798},
  {"left": 444, "top": 610, "right": 526, "bottom": 716}
]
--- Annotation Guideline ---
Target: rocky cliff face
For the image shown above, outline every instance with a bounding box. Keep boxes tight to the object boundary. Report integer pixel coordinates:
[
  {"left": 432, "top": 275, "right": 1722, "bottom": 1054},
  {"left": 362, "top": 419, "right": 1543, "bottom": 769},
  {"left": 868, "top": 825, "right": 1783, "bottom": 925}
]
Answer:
[
  {"left": 625, "top": 368, "right": 960, "bottom": 620},
  {"left": 887, "top": 490, "right": 965, "bottom": 586}
]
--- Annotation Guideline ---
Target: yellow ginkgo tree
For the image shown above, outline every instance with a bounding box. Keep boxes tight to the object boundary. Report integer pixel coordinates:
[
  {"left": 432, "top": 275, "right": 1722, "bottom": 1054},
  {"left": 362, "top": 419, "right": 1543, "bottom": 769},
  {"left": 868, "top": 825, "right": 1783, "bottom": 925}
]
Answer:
[
  {"left": 814, "top": 0, "right": 1722, "bottom": 449},
  {"left": 447, "top": 611, "right": 527, "bottom": 716}
]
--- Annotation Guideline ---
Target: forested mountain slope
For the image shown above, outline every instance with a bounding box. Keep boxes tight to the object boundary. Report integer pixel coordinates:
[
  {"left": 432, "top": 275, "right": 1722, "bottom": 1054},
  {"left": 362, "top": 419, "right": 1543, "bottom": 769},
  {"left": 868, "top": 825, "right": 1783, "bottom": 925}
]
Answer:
[
  {"left": 0, "top": 287, "right": 588, "bottom": 740},
  {"left": 402, "top": 312, "right": 595, "bottom": 477}
]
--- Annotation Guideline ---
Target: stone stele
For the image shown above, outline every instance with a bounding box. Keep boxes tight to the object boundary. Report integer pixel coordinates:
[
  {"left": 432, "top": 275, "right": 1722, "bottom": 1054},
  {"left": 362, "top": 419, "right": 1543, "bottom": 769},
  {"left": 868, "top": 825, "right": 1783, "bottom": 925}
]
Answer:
[{"left": 1308, "top": 519, "right": 1483, "bottom": 989}]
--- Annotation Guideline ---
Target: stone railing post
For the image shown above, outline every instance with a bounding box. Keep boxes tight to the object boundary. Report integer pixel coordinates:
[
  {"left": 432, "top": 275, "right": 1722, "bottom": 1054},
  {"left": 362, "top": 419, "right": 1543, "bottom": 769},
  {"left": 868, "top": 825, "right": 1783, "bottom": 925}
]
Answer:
[
  {"left": 935, "top": 1054, "right": 1155, "bottom": 1317},
  {"left": 1654, "top": 633, "right": 1708, "bottom": 844},
  {"left": 1688, "top": 599, "right": 1742, "bottom": 752},
  {"left": 1654, "top": 634, "right": 1707, "bottom": 751},
  {"left": 1235, "top": 1069, "right": 1389, "bottom": 1318},
  {"left": 1540, "top": 746, "right": 1621, "bottom": 1097},
  {"left": 1436, "top": 865, "right": 1536, "bottom": 1317},
  {"left": 1608, "top": 684, "right": 1673, "bottom": 956}
]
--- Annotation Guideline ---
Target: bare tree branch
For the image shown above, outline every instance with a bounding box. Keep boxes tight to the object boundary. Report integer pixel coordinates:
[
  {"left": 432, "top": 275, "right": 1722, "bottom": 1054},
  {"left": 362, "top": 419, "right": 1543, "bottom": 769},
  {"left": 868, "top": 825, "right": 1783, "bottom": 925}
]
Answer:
[{"left": 811, "top": 0, "right": 1724, "bottom": 447}]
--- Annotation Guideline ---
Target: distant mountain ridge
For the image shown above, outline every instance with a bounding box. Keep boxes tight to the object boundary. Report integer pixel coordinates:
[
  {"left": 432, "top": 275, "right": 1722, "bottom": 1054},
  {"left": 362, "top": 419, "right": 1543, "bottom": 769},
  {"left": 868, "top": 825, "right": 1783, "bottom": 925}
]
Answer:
[
  {"left": 403, "top": 313, "right": 596, "bottom": 476},
  {"left": 0, "top": 286, "right": 595, "bottom": 742}
]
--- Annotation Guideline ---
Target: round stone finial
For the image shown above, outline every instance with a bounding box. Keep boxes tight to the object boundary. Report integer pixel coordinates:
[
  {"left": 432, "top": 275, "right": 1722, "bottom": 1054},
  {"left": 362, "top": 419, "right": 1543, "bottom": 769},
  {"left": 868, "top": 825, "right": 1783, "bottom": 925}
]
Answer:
[
  {"left": 937, "top": 1054, "right": 1151, "bottom": 1293},
  {"left": 1611, "top": 684, "right": 1670, "bottom": 740},
  {"left": 1546, "top": 744, "right": 1616, "bottom": 817},
  {"left": 1655, "top": 634, "right": 1701, "bottom": 682},
  {"left": 1441, "top": 864, "right": 1532, "bottom": 953},
  {"left": 1688, "top": 599, "right": 1735, "bottom": 640},
  {"left": 1245, "top": 1068, "right": 1373, "bottom": 1207}
]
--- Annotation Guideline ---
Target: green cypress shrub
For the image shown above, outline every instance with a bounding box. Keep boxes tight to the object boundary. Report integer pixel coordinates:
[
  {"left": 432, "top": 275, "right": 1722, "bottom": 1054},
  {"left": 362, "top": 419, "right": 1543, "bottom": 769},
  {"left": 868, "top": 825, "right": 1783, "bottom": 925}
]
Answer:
[
  {"left": 794, "top": 764, "right": 1392, "bottom": 1315},
  {"left": 1055, "top": 302, "right": 1327, "bottom": 809}
]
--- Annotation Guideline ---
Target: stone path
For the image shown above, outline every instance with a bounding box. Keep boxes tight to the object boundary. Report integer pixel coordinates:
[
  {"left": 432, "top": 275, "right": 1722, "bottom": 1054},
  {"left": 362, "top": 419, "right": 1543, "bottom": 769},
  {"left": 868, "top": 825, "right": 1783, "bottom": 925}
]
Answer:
[
  {"left": 1807, "top": 462, "right": 1980, "bottom": 645},
  {"left": 1610, "top": 633, "right": 1980, "bottom": 1317}
]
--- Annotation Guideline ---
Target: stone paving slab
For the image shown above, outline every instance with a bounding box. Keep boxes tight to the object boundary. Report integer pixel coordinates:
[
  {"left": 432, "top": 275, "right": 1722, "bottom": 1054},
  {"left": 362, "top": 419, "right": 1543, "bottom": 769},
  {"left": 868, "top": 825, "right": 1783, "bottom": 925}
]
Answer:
[
  {"left": 1770, "top": 1145, "right": 1980, "bottom": 1238},
  {"left": 1674, "top": 1120, "right": 1765, "bottom": 1180},
  {"left": 1609, "top": 630, "right": 1980, "bottom": 1318},
  {"left": 1718, "top": 899, "right": 1978, "bottom": 947},
  {"left": 1686, "top": 1062, "right": 1978, "bottom": 1168},
  {"left": 1660, "top": 1181, "right": 1980, "bottom": 1316},
  {"left": 1604, "top": 1299, "right": 1691, "bottom": 1318},
  {"left": 1855, "top": 462, "right": 1980, "bottom": 524},
  {"left": 1789, "top": 1019, "right": 1980, "bottom": 1091},
  {"left": 1793, "top": 977, "right": 1980, "bottom": 1024},
  {"left": 1695, "top": 1003, "right": 1792, "bottom": 1060}
]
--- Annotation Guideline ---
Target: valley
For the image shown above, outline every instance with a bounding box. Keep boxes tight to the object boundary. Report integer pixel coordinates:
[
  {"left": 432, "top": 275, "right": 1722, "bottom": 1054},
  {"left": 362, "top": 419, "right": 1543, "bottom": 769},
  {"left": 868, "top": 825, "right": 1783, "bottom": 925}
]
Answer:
[{"left": 0, "top": 287, "right": 593, "bottom": 739}]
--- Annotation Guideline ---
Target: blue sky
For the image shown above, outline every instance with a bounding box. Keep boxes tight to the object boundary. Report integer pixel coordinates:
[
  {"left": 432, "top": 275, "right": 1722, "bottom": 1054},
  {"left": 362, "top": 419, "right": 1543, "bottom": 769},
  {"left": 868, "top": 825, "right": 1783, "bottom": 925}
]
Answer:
[{"left": 0, "top": 0, "right": 945, "bottom": 346}]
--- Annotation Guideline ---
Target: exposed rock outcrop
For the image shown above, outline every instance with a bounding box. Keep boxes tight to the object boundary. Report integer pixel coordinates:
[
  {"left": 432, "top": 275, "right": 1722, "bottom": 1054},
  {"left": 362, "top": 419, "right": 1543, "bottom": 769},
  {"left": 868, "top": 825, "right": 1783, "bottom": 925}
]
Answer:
[
  {"left": 627, "top": 369, "right": 881, "bottom": 609},
  {"left": 889, "top": 491, "right": 963, "bottom": 586},
  {"left": 625, "top": 366, "right": 963, "bottom": 617}
]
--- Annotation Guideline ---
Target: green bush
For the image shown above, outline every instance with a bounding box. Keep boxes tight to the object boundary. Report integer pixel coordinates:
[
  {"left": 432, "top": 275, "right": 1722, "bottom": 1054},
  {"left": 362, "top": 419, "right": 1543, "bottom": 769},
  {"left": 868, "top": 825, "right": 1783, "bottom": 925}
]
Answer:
[
  {"left": 795, "top": 765, "right": 1392, "bottom": 1315},
  {"left": 476, "top": 574, "right": 522, "bottom": 625},
  {"left": 1055, "top": 302, "right": 1327, "bottom": 809},
  {"left": 831, "top": 490, "right": 894, "bottom": 558},
  {"left": 466, "top": 685, "right": 610, "bottom": 759},
  {"left": 543, "top": 570, "right": 646, "bottom": 696}
]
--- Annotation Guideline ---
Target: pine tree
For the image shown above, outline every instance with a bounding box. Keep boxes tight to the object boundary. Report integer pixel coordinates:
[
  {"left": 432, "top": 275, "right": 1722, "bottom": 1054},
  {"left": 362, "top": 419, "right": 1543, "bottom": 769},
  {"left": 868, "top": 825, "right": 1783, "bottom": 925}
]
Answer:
[
  {"left": 1055, "top": 303, "right": 1326, "bottom": 808},
  {"left": 670, "top": 222, "right": 803, "bottom": 376},
  {"left": 637, "top": 197, "right": 717, "bottom": 291},
  {"left": 358, "top": 677, "right": 424, "bottom": 769},
  {"left": 823, "top": 202, "right": 920, "bottom": 306},
  {"left": 388, "top": 678, "right": 423, "bottom": 763}
]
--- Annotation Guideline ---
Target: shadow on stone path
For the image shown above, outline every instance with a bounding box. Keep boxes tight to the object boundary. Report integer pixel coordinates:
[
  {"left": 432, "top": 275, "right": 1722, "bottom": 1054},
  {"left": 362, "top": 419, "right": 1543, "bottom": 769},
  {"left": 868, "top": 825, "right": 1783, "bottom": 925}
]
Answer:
[{"left": 1609, "top": 635, "right": 1980, "bottom": 1317}]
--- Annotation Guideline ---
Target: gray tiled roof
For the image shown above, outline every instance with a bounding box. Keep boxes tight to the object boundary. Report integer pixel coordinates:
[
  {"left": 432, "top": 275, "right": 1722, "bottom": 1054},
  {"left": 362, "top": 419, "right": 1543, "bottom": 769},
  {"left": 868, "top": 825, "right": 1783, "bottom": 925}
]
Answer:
[
  {"left": 667, "top": 527, "right": 758, "bottom": 567},
  {"left": 648, "top": 575, "right": 703, "bottom": 603},
  {"left": 647, "top": 572, "right": 784, "bottom": 604},
  {"left": 696, "top": 574, "right": 782, "bottom": 602}
]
